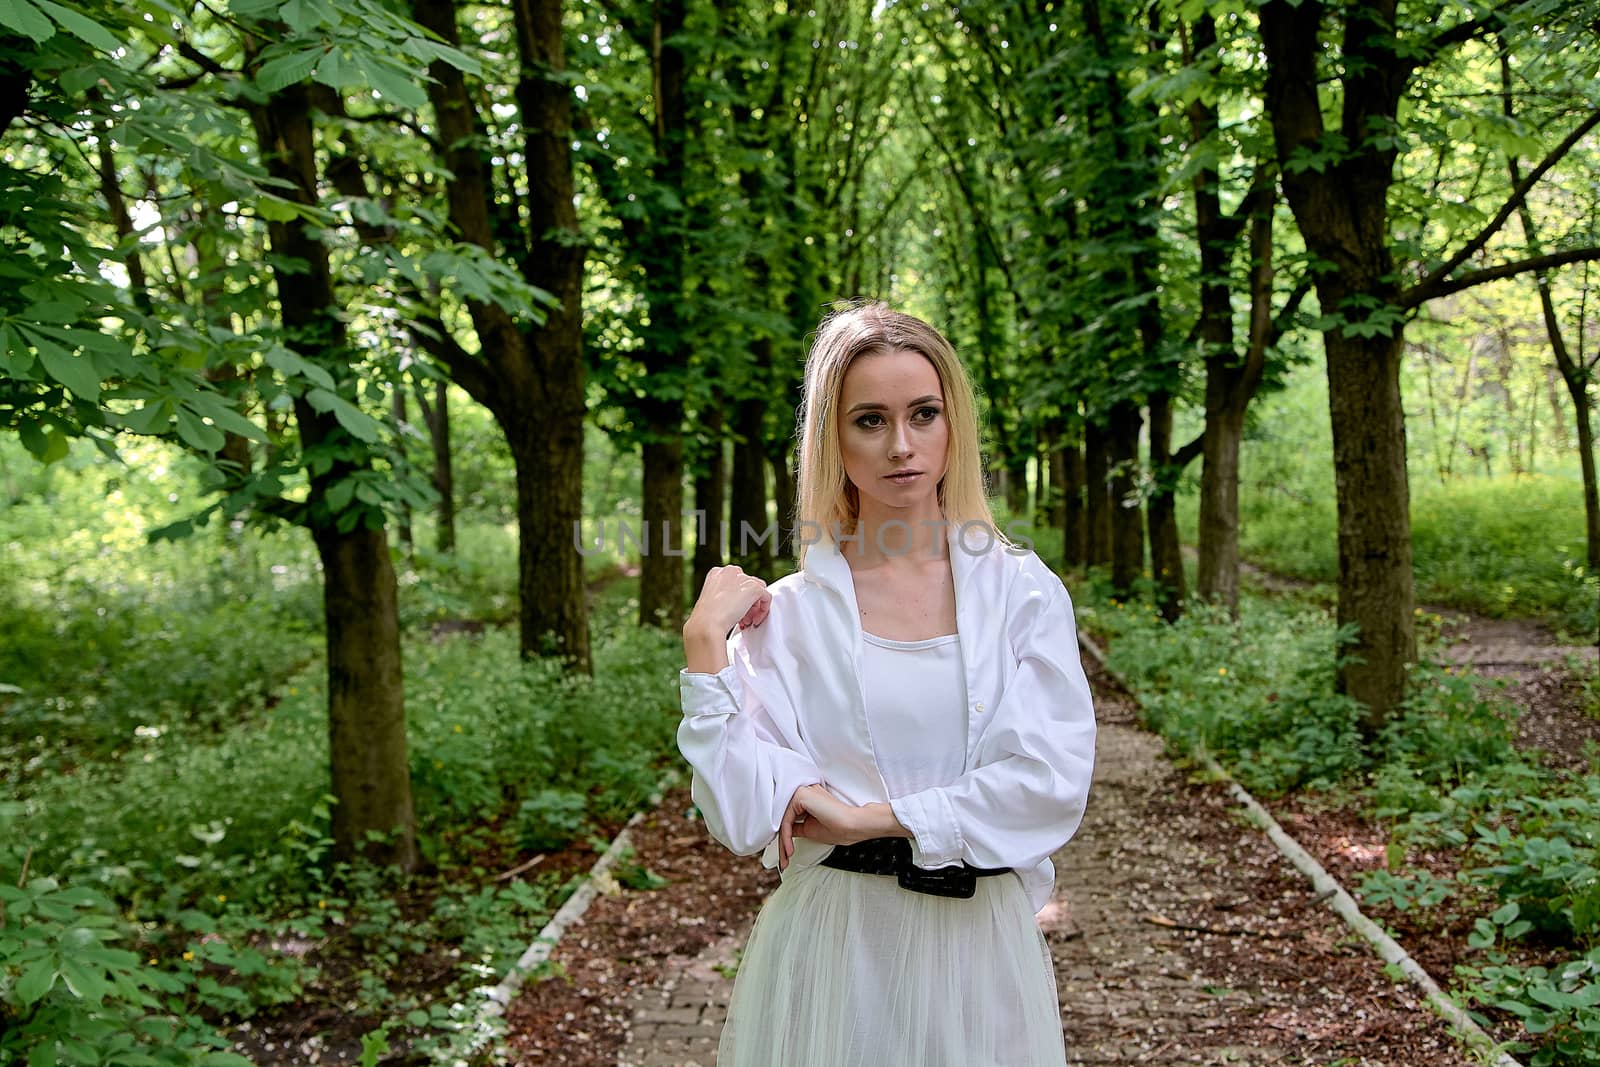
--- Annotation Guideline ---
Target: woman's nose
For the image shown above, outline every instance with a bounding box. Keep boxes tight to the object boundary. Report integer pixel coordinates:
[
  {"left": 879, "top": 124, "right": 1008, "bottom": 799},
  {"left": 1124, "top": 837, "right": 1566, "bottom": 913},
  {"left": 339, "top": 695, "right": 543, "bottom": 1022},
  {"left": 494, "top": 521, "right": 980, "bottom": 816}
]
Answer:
[{"left": 889, "top": 421, "right": 911, "bottom": 458}]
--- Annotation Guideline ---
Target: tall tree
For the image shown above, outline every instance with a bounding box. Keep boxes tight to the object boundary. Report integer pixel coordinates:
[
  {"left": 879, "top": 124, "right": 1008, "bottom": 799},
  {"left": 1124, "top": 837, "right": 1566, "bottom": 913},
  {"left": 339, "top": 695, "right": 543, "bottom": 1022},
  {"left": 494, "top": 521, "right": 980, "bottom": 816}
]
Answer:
[
  {"left": 409, "top": 0, "right": 592, "bottom": 669},
  {"left": 1258, "top": 0, "right": 1600, "bottom": 722}
]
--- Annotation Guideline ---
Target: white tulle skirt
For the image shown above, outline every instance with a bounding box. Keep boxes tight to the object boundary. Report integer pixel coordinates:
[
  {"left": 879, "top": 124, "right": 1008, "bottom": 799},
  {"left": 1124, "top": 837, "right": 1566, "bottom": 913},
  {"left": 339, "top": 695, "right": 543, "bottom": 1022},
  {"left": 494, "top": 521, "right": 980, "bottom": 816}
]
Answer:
[{"left": 718, "top": 863, "right": 1067, "bottom": 1067}]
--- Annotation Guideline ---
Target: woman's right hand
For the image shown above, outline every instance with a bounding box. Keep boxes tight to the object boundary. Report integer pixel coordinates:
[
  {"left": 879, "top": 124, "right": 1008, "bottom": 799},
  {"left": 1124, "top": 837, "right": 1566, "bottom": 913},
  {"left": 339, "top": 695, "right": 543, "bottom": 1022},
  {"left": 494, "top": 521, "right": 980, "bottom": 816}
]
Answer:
[{"left": 682, "top": 565, "right": 770, "bottom": 673}]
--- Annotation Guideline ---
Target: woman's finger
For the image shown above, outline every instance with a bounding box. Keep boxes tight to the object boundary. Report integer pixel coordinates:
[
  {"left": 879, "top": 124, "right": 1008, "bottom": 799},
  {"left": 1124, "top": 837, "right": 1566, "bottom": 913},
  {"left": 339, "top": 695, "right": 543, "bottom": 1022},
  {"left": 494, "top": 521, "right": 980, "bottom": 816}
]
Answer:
[{"left": 778, "top": 794, "right": 799, "bottom": 871}]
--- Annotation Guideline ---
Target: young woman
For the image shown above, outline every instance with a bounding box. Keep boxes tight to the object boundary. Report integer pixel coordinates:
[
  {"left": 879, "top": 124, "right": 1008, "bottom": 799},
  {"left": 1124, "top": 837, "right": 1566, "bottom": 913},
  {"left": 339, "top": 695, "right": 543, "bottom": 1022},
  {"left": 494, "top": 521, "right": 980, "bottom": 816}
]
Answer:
[{"left": 677, "top": 303, "right": 1096, "bottom": 1066}]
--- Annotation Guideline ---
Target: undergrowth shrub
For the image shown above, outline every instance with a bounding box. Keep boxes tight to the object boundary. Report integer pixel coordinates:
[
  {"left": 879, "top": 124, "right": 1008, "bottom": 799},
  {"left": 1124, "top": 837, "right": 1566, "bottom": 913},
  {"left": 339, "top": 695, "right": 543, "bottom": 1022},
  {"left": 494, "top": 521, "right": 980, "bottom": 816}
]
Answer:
[
  {"left": 9, "top": 624, "right": 681, "bottom": 913},
  {"left": 1085, "top": 594, "right": 1366, "bottom": 795}
]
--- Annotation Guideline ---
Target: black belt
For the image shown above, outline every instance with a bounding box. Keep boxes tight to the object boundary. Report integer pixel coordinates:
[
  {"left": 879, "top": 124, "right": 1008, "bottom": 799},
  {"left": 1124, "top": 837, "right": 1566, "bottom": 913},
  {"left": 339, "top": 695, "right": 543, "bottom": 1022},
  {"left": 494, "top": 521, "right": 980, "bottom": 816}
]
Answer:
[{"left": 818, "top": 837, "right": 1011, "bottom": 900}]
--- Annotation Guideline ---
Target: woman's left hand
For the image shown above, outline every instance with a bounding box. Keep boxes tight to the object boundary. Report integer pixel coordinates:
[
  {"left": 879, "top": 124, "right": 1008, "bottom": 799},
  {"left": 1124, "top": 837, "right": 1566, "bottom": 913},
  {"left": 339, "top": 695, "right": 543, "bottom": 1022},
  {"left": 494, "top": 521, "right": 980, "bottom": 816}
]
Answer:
[{"left": 785, "top": 785, "right": 863, "bottom": 847}]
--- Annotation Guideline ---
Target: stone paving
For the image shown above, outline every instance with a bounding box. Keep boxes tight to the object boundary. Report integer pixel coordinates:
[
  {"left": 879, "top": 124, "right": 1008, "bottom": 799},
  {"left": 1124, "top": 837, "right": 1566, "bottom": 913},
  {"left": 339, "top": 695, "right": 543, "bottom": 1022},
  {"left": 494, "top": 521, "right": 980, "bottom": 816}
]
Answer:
[
  {"left": 616, "top": 680, "right": 1459, "bottom": 1067},
  {"left": 616, "top": 925, "right": 743, "bottom": 1067}
]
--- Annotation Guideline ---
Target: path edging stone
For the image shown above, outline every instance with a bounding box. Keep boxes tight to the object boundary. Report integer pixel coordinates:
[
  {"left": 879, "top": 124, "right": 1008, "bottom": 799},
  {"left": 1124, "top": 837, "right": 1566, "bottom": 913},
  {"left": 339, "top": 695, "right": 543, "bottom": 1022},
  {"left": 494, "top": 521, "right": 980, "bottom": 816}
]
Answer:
[{"left": 1077, "top": 633, "right": 1523, "bottom": 1067}]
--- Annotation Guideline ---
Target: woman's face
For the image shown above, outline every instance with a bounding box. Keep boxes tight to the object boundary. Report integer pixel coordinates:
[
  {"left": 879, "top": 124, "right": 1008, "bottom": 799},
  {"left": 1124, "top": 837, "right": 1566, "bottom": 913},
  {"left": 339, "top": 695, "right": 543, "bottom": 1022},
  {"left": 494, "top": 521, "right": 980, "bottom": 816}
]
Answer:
[{"left": 837, "top": 348, "right": 950, "bottom": 514}]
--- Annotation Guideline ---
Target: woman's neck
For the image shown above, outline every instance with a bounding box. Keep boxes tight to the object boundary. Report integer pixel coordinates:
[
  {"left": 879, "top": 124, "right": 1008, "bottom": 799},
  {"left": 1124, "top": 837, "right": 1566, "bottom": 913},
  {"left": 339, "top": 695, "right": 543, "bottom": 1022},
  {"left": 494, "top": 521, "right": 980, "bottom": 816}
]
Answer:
[{"left": 844, "top": 502, "right": 948, "bottom": 567}]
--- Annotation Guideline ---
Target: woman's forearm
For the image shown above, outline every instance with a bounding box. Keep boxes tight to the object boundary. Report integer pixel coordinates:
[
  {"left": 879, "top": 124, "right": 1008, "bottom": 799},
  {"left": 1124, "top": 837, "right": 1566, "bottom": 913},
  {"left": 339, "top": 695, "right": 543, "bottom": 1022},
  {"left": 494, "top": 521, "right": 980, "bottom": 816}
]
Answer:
[{"left": 855, "top": 802, "right": 913, "bottom": 841}]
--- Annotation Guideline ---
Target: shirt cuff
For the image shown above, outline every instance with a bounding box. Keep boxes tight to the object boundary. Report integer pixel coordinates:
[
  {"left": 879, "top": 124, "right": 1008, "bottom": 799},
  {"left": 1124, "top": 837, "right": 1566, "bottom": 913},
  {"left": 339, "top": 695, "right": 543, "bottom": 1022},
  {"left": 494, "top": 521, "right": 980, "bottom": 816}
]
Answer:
[
  {"left": 889, "top": 788, "right": 963, "bottom": 868},
  {"left": 678, "top": 665, "right": 742, "bottom": 717}
]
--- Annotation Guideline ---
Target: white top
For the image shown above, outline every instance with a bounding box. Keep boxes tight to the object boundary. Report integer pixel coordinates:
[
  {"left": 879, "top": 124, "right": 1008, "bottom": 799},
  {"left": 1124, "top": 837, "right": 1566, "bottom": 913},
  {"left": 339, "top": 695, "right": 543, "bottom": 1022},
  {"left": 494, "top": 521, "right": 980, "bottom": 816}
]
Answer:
[
  {"left": 861, "top": 630, "right": 967, "bottom": 797},
  {"left": 677, "top": 522, "right": 1097, "bottom": 913}
]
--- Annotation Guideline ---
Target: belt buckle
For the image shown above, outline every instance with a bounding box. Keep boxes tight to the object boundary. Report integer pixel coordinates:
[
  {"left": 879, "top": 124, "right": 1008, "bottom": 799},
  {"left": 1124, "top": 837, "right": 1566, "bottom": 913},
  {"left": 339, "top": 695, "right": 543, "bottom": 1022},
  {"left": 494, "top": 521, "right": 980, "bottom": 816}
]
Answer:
[{"left": 897, "top": 866, "right": 978, "bottom": 899}]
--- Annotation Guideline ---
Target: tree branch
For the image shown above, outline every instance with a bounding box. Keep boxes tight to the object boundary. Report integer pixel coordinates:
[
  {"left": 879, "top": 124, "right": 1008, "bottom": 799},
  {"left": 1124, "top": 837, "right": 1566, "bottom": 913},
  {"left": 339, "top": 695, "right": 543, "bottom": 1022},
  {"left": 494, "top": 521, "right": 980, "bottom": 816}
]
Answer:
[
  {"left": 1419, "top": 9, "right": 1507, "bottom": 68},
  {"left": 1403, "top": 247, "right": 1600, "bottom": 306},
  {"left": 411, "top": 315, "right": 496, "bottom": 403},
  {"left": 1406, "top": 106, "right": 1600, "bottom": 306},
  {"left": 342, "top": 110, "right": 441, "bottom": 151},
  {"left": 1268, "top": 274, "right": 1313, "bottom": 347},
  {"left": 1172, "top": 432, "right": 1205, "bottom": 471}
]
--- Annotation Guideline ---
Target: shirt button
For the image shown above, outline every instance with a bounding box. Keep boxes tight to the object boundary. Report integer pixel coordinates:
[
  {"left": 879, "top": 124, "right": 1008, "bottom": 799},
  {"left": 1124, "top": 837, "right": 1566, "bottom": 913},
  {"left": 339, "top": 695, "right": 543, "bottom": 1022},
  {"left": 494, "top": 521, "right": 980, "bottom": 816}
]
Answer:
[{"left": 974, "top": 702, "right": 985, "bottom": 713}]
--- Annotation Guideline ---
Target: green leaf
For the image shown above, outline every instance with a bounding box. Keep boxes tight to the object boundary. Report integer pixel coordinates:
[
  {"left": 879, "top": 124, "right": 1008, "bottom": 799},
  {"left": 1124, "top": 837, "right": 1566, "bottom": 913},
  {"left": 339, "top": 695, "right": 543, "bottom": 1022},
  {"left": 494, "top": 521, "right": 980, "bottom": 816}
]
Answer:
[
  {"left": 118, "top": 400, "right": 171, "bottom": 435},
  {"left": 58, "top": 957, "right": 111, "bottom": 1004},
  {"left": 365, "top": 60, "right": 427, "bottom": 110},
  {"left": 33, "top": 0, "right": 120, "bottom": 51},
  {"left": 148, "top": 518, "right": 194, "bottom": 542},
  {"left": 256, "top": 46, "right": 323, "bottom": 93},
  {"left": 306, "top": 387, "right": 381, "bottom": 442},
  {"left": 30, "top": 332, "right": 101, "bottom": 400},
  {"left": 325, "top": 478, "right": 355, "bottom": 513},
  {"left": 41, "top": 428, "right": 69, "bottom": 464},
  {"left": 264, "top": 344, "right": 337, "bottom": 390},
  {"left": 18, "top": 419, "right": 47, "bottom": 457},
  {"left": 17, "top": 958, "right": 56, "bottom": 1005},
  {"left": 174, "top": 408, "right": 226, "bottom": 452},
  {"left": 189, "top": 396, "right": 268, "bottom": 442},
  {"left": 279, "top": 0, "right": 334, "bottom": 32},
  {"left": 257, "top": 195, "right": 303, "bottom": 223},
  {"left": 0, "top": 323, "right": 31, "bottom": 376},
  {"left": 313, "top": 48, "right": 349, "bottom": 89},
  {"left": 0, "top": 0, "right": 55, "bottom": 42}
]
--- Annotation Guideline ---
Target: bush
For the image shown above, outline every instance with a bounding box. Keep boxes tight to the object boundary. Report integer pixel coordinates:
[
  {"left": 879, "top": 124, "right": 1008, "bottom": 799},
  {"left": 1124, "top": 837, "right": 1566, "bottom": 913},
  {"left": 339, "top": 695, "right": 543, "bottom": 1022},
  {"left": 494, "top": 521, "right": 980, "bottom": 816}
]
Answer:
[{"left": 1086, "top": 593, "right": 1367, "bottom": 795}]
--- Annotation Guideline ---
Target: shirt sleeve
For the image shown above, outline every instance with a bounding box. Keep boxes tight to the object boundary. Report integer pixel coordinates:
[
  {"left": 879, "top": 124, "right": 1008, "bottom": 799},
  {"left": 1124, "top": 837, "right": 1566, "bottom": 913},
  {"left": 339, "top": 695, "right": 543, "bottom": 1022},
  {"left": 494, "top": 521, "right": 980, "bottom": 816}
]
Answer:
[
  {"left": 676, "top": 630, "right": 825, "bottom": 858},
  {"left": 889, "top": 554, "right": 1097, "bottom": 871}
]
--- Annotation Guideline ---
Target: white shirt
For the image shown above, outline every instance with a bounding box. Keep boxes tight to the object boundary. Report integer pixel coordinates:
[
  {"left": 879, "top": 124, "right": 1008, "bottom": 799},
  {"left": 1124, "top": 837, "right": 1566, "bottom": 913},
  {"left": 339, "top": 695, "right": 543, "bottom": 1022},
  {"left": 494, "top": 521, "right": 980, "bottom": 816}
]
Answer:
[{"left": 677, "top": 521, "right": 1098, "bottom": 912}]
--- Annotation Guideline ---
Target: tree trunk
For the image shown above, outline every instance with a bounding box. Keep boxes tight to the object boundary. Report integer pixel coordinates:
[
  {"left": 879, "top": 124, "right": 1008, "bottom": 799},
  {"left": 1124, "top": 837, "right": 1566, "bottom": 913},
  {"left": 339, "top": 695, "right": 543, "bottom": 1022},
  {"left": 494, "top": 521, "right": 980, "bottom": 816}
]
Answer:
[
  {"left": 1060, "top": 439, "right": 1086, "bottom": 569},
  {"left": 1036, "top": 446, "right": 1052, "bottom": 519},
  {"left": 1147, "top": 390, "right": 1185, "bottom": 618},
  {"left": 393, "top": 389, "right": 414, "bottom": 552},
  {"left": 1004, "top": 457, "right": 1028, "bottom": 518},
  {"left": 731, "top": 394, "right": 773, "bottom": 578},
  {"left": 1197, "top": 402, "right": 1246, "bottom": 614},
  {"left": 511, "top": 0, "right": 592, "bottom": 670},
  {"left": 640, "top": 420, "right": 686, "bottom": 627},
  {"left": 1108, "top": 401, "right": 1144, "bottom": 594},
  {"left": 1049, "top": 444, "right": 1066, "bottom": 529},
  {"left": 692, "top": 404, "right": 726, "bottom": 597},
  {"left": 634, "top": 0, "right": 690, "bottom": 630},
  {"left": 1572, "top": 383, "right": 1600, "bottom": 574},
  {"left": 1084, "top": 420, "right": 1112, "bottom": 566},
  {"left": 418, "top": 379, "right": 455, "bottom": 553},
  {"left": 771, "top": 443, "right": 796, "bottom": 563},
  {"left": 1261, "top": 0, "right": 1417, "bottom": 723},
  {"left": 509, "top": 400, "right": 590, "bottom": 662},
  {"left": 1326, "top": 325, "right": 1417, "bottom": 728},
  {"left": 316, "top": 521, "right": 416, "bottom": 867},
  {"left": 249, "top": 77, "right": 417, "bottom": 870}
]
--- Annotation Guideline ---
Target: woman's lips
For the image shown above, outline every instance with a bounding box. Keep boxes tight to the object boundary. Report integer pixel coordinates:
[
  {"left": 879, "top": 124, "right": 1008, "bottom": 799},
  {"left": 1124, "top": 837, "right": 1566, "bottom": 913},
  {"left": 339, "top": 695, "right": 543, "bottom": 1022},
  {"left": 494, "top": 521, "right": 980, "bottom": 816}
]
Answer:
[{"left": 885, "top": 472, "right": 922, "bottom": 484}]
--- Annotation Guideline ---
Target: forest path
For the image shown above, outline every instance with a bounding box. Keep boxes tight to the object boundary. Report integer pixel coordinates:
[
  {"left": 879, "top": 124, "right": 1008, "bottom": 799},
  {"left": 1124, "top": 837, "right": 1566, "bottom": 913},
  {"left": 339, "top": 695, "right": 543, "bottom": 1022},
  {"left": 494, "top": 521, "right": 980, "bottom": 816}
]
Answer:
[
  {"left": 1228, "top": 555, "right": 1599, "bottom": 770},
  {"left": 569, "top": 657, "right": 1471, "bottom": 1067}
]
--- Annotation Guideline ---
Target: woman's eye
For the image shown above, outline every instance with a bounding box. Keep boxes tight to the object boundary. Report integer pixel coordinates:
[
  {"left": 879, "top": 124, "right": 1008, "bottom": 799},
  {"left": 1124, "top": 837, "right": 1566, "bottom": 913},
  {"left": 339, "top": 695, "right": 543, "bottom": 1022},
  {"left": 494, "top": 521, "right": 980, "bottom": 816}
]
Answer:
[
  {"left": 916, "top": 407, "right": 942, "bottom": 421},
  {"left": 856, "top": 413, "right": 883, "bottom": 429}
]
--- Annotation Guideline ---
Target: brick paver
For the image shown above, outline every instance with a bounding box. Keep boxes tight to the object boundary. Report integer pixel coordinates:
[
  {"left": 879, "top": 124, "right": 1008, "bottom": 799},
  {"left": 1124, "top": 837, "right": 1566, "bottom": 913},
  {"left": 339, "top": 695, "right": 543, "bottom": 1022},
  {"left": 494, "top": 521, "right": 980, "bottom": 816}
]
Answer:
[{"left": 617, "top": 926, "right": 744, "bottom": 1067}]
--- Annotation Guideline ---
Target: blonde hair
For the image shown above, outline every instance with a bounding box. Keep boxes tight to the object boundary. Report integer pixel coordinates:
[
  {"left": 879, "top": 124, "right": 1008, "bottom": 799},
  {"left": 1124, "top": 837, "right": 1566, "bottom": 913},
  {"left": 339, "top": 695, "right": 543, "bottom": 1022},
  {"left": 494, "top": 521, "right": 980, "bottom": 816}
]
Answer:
[{"left": 793, "top": 302, "right": 1004, "bottom": 566}]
